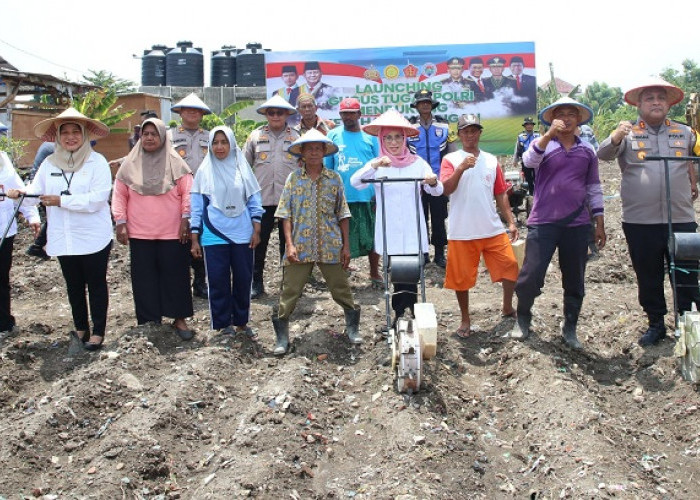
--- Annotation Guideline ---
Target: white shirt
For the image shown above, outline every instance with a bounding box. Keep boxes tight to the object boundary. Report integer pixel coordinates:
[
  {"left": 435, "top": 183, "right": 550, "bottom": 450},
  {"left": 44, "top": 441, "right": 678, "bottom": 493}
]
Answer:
[
  {"left": 0, "top": 152, "right": 40, "bottom": 237},
  {"left": 443, "top": 150, "right": 505, "bottom": 240},
  {"left": 351, "top": 157, "right": 443, "bottom": 255},
  {"left": 27, "top": 151, "right": 113, "bottom": 256}
]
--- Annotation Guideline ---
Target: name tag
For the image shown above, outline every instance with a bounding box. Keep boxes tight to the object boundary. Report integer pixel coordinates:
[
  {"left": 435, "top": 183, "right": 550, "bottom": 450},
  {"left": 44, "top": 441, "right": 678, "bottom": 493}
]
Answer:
[{"left": 51, "top": 172, "right": 63, "bottom": 176}]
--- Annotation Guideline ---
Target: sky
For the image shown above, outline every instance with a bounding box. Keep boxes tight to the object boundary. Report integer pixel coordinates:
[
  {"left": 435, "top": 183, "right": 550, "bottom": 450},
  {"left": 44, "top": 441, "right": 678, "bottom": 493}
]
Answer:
[{"left": 2, "top": 1, "right": 699, "bottom": 94}]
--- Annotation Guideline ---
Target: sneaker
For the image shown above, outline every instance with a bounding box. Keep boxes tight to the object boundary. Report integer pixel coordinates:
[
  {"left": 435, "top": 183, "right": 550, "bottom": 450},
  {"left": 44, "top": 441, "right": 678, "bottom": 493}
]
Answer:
[{"left": 174, "top": 327, "right": 194, "bottom": 341}]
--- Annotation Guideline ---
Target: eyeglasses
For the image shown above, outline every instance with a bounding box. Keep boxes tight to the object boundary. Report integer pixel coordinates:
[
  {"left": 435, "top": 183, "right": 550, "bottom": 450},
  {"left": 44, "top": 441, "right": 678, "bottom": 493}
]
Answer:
[
  {"left": 266, "top": 109, "right": 287, "bottom": 117},
  {"left": 383, "top": 134, "right": 404, "bottom": 143}
]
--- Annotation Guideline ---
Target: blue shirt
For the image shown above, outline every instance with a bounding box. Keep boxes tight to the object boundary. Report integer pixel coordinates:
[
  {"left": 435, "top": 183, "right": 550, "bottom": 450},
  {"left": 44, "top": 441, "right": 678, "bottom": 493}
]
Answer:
[
  {"left": 191, "top": 192, "right": 264, "bottom": 246},
  {"left": 325, "top": 126, "right": 379, "bottom": 203}
]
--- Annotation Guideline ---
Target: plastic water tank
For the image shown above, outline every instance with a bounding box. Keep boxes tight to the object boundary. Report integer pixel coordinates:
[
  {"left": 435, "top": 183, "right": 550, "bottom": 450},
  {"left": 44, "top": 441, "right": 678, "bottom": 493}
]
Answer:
[
  {"left": 211, "top": 46, "right": 237, "bottom": 87},
  {"left": 236, "top": 42, "right": 267, "bottom": 87},
  {"left": 141, "top": 44, "right": 168, "bottom": 86},
  {"left": 166, "top": 41, "right": 204, "bottom": 87}
]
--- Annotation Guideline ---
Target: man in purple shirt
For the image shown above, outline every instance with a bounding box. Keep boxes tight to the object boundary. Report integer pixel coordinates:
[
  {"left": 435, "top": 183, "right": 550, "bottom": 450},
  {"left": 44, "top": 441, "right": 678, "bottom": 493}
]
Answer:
[{"left": 510, "top": 97, "right": 606, "bottom": 349}]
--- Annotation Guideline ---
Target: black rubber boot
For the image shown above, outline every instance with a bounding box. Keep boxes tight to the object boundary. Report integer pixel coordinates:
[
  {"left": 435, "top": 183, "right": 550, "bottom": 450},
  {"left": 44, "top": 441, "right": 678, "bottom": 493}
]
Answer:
[
  {"left": 639, "top": 315, "right": 666, "bottom": 346},
  {"left": 251, "top": 272, "right": 264, "bottom": 299},
  {"left": 434, "top": 246, "right": 446, "bottom": 268},
  {"left": 510, "top": 311, "right": 531, "bottom": 340},
  {"left": 272, "top": 317, "right": 289, "bottom": 355},
  {"left": 344, "top": 306, "right": 362, "bottom": 344},
  {"left": 561, "top": 297, "right": 583, "bottom": 349}
]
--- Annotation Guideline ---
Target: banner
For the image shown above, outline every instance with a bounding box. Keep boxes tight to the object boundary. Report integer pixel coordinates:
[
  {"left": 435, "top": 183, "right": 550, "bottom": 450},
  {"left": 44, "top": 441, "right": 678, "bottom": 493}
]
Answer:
[{"left": 265, "top": 42, "right": 536, "bottom": 155}]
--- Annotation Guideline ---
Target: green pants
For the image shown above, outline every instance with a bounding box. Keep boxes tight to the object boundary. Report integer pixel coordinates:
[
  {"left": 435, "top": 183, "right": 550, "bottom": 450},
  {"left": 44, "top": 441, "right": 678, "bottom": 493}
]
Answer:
[{"left": 277, "top": 262, "right": 356, "bottom": 320}]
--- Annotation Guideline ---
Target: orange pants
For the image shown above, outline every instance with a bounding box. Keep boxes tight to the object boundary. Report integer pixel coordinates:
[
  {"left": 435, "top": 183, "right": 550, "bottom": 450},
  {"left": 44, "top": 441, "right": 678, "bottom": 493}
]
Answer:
[{"left": 444, "top": 233, "right": 519, "bottom": 291}]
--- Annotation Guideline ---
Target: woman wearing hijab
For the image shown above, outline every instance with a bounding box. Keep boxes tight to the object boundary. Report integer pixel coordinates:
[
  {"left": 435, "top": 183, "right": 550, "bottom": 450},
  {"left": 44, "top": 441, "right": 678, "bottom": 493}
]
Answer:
[
  {"left": 350, "top": 109, "right": 443, "bottom": 326},
  {"left": 9, "top": 108, "right": 113, "bottom": 350},
  {"left": 190, "top": 126, "right": 263, "bottom": 337},
  {"left": 112, "top": 118, "right": 195, "bottom": 340},
  {"left": 0, "top": 152, "right": 40, "bottom": 333}
]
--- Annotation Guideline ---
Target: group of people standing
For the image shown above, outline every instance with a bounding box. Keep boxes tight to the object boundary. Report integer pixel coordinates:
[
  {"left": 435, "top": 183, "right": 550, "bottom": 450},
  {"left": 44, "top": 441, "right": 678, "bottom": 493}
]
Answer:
[{"left": 2, "top": 76, "right": 698, "bottom": 355}]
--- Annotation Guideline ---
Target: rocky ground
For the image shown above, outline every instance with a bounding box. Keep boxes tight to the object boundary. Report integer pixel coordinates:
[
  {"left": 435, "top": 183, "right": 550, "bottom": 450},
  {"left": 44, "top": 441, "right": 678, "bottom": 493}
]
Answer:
[{"left": 0, "top": 160, "right": 699, "bottom": 499}]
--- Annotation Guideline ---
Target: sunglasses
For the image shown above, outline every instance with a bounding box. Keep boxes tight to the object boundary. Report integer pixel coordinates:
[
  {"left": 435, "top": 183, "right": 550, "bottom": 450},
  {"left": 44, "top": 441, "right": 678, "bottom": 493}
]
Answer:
[{"left": 266, "top": 109, "right": 287, "bottom": 117}]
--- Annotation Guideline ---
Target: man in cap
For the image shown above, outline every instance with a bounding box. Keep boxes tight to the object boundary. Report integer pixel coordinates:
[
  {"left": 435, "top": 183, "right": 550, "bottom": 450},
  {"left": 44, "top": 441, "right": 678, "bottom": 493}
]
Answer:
[
  {"left": 244, "top": 95, "right": 301, "bottom": 298},
  {"left": 272, "top": 129, "right": 361, "bottom": 355},
  {"left": 298, "top": 61, "right": 336, "bottom": 110},
  {"left": 485, "top": 56, "right": 514, "bottom": 93},
  {"left": 407, "top": 89, "right": 454, "bottom": 267},
  {"left": 598, "top": 78, "right": 699, "bottom": 346},
  {"left": 325, "top": 97, "right": 381, "bottom": 284},
  {"left": 170, "top": 92, "right": 212, "bottom": 299},
  {"left": 274, "top": 65, "right": 301, "bottom": 107},
  {"left": 440, "top": 57, "right": 470, "bottom": 108},
  {"left": 441, "top": 114, "right": 519, "bottom": 337},
  {"left": 511, "top": 97, "right": 606, "bottom": 349},
  {"left": 466, "top": 57, "right": 492, "bottom": 103},
  {"left": 513, "top": 116, "right": 541, "bottom": 195},
  {"left": 293, "top": 94, "right": 335, "bottom": 135}
]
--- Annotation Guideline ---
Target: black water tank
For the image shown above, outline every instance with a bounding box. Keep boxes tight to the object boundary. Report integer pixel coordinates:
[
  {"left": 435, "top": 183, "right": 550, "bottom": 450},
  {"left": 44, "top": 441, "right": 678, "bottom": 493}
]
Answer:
[
  {"left": 166, "top": 41, "right": 204, "bottom": 87},
  {"left": 211, "top": 46, "right": 237, "bottom": 87},
  {"left": 141, "top": 44, "right": 168, "bottom": 86},
  {"left": 236, "top": 43, "right": 267, "bottom": 87}
]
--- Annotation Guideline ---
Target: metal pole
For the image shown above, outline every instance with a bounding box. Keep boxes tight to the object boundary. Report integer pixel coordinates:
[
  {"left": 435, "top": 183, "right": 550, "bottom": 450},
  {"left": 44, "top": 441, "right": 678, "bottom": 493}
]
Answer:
[
  {"left": 0, "top": 193, "right": 26, "bottom": 250},
  {"left": 380, "top": 180, "right": 392, "bottom": 336},
  {"left": 414, "top": 180, "right": 426, "bottom": 303}
]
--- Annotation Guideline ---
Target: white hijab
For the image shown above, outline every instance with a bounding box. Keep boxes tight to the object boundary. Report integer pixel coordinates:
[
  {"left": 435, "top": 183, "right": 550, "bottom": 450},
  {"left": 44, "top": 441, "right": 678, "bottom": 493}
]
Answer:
[{"left": 192, "top": 126, "right": 260, "bottom": 218}]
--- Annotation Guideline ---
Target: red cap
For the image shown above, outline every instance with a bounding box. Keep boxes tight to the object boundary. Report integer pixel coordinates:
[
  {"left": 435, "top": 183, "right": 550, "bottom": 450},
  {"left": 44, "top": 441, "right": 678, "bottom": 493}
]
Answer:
[{"left": 339, "top": 97, "right": 361, "bottom": 113}]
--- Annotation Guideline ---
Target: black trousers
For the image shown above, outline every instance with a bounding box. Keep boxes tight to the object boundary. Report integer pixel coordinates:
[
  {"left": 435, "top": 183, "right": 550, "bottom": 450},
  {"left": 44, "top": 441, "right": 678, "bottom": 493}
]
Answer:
[
  {"left": 623, "top": 222, "right": 700, "bottom": 317},
  {"left": 522, "top": 165, "right": 536, "bottom": 195},
  {"left": 0, "top": 235, "right": 15, "bottom": 331},
  {"left": 254, "top": 205, "right": 286, "bottom": 278},
  {"left": 515, "top": 224, "right": 589, "bottom": 313},
  {"left": 57, "top": 242, "right": 111, "bottom": 336},
  {"left": 421, "top": 192, "right": 448, "bottom": 249},
  {"left": 130, "top": 239, "right": 193, "bottom": 324}
]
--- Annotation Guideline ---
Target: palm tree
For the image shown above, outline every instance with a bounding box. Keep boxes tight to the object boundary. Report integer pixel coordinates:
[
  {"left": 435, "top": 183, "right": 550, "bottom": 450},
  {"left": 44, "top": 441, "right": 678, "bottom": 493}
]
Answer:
[{"left": 71, "top": 89, "right": 135, "bottom": 134}]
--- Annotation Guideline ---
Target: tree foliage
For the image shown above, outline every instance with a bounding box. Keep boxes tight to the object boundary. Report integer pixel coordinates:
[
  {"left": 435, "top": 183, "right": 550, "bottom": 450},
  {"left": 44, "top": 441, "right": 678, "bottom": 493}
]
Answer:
[
  {"left": 81, "top": 69, "right": 136, "bottom": 94},
  {"left": 0, "top": 136, "right": 29, "bottom": 165},
  {"left": 72, "top": 89, "right": 135, "bottom": 133},
  {"left": 660, "top": 59, "right": 700, "bottom": 121},
  {"left": 199, "top": 100, "right": 265, "bottom": 146}
]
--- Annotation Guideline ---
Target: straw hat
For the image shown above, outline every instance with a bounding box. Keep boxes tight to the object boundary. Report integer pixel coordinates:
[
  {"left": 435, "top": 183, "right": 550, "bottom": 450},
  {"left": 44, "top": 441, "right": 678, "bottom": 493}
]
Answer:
[
  {"left": 34, "top": 108, "right": 109, "bottom": 141},
  {"left": 362, "top": 108, "right": 419, "bottom": 137},
  {"left": 624, "top": 77, "right": 684, "bottom": 106},
  {"left": 287, "top": 128, "right": 338, "bottom": 157},
  {"left": 171, "top": 93, "right": 212, "bottom": 114},
  {"left": 538, "top": 97, "right": 593, "bottom": 126},
  {"left": 257, "top": 95, "right": 298, "bottom": 115}
]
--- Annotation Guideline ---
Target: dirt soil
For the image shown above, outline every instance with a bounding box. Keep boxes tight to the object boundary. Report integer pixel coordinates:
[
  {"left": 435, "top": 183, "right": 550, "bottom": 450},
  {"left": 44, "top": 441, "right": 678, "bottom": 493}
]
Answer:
[{"left": 1, "top": 159, "right": 699, "bottom": 499}]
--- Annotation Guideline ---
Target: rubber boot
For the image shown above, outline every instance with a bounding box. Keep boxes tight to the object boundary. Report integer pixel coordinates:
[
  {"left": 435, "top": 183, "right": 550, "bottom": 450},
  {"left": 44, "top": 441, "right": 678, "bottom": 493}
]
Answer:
[
  {"left": 272, "top": 317, "right": 289, "bottom": 356},
  {"left": 639, "top": 314, "right": 666, "bottom": 346},
  {"left": 344, "top": 306, "right": 362, "bottom": 344},
  {"left": 434, "top": 246, "right": 446, "bottom": 268},
  {"left": 561, "top": 297, "right": 582, "bottom": 349},
  {"left": 510, "top": 311, "right": 531, "bottom": 340},
  {"left": 251, "top": 271, "right": 264, "bottom": 299}
]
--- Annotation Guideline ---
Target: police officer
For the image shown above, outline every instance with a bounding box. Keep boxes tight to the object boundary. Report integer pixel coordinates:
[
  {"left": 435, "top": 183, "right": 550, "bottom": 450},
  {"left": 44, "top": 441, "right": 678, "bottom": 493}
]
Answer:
[
  {"left": 440, "top": 57, "right": 470, "bottom": 108},
  {"left": 407, "top": 89, "right": 454, "bottom": 267},
  {"left": 513, "top": 117, "right": 540, "bottom": 195},
  {"left": 244, "top": 95, "right": 300, "bottom": 298},
  {"left": 171, "top": 93, "right": 212, "bottom": 299}
]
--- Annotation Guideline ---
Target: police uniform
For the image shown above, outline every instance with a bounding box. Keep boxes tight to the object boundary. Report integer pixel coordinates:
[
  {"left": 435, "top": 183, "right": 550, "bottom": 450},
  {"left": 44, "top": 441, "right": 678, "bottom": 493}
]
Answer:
[
  {"left": 298, "top": 83, "right": 335, "bottom": 110},
  {"left": 440, "top": 57, "right": 470, "bottom": 108},
  {"left": 171, "top": 126, "right": 209, "bottom": 174},
  {"left": 599, "top": 118, "right": 700, "bottom": 320},
  {"left": 244, "top": 125, "right": 301, "bottom": 289},
  {"left": 514, "top": 127, "right": 540, "bottom": 194}
]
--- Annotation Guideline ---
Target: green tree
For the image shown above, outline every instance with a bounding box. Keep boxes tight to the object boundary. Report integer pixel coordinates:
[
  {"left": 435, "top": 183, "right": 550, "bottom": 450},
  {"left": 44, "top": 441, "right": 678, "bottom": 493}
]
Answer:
[
  {"left": 81, "top": 69, "right": 136, "bottom": 94},
  {"left": 660, "top": 59, "right": 700, "bottom": 120},
  {"left": 72, "top": 89, "right": 135, "bottom": 133},
  {"left": 580, "top": 82, "right": 623, "bottom": 114},
  {"left": 0, "top": 136, "right": 29, "bottom": 166},
  {"left": 199, "top": 100, "right": 265, "bottom": 146}
]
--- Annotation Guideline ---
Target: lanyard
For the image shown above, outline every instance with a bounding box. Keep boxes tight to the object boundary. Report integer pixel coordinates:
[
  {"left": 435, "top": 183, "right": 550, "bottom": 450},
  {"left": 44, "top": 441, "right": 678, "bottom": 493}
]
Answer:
[{"left": 61, "top": 171, "right": 75, "bottom": 194}]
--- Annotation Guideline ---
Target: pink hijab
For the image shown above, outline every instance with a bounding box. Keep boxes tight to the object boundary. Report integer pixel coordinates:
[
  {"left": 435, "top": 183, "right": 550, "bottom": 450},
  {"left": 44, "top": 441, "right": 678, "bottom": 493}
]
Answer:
[{"left": 379, "top": 126, "right": 415, "bottom": 167}]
